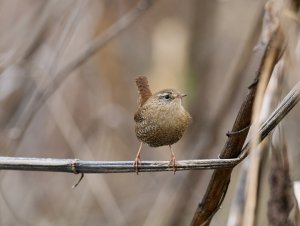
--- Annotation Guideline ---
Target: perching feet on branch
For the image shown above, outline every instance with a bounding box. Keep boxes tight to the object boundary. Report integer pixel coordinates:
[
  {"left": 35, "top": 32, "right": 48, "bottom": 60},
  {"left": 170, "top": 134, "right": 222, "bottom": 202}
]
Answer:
[{"left": 133, "top": 76, "right": 191, "bottom": 174}]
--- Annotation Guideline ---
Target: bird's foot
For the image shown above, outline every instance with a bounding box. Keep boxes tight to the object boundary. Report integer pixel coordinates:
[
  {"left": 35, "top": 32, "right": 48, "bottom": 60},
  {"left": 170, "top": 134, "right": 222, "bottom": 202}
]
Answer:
[
  {"left": 133, "top": 155, "right": 141, "bottom": 175},
  {"left": 168, "top": 156, "right": 177, "bottom": 175}
]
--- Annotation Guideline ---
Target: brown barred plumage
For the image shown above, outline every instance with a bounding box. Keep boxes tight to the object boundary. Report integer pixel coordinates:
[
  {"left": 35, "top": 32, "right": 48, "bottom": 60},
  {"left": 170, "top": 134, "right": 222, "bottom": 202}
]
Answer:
[
  {"left": 133, "top": 77, "right": 191, "bottom": 174},
  {"left": 135, "top": 76, "right": 152, "bottom": 106}
]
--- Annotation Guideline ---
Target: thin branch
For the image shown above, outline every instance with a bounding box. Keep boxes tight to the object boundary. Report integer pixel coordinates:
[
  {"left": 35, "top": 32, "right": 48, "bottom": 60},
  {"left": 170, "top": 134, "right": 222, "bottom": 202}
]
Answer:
[
  {"left": 55, "top": 0, "right": 153, "bottom": 80},
  {"left": 190, "top": 28, "right": 284, "bottom": 226},
  {"left": 240, "top": 81, "right": 300, "bottom": 157},
  {"left": 0, "top": 2, "right": 51, "bottom": 71},
  {"left": 1, "top": 80, "right": 300, "bottom": 174},
  {"left": 0, "top": 158, "right": 238, "bottom": 173},
  {"left": 168, "top": 10, "right": 264, "bottom": 225},
  {"left": 12, "top": 0, "right": 155, "bottom": 139},
  {"left": 227, "top": 60, "right": 284, "bottom": 226},
  {"left": 244, "top": 54, "right": 283, "bottom": 226}
]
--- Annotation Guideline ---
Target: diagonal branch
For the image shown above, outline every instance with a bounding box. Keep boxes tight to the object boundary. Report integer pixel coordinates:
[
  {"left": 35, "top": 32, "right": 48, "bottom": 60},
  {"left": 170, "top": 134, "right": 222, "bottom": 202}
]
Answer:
[
  {"left": 12, "top": 0, "right": 155, "bottom": 140},
  {"left": 54, "top": 0, "right": 154, "bottom": 82},
  {"left": 190, "top": 28, "right": 284, "bottom": 226}
]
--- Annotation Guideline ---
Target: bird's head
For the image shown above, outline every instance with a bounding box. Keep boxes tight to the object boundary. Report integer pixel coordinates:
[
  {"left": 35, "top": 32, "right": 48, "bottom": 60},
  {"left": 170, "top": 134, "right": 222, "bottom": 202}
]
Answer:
[{"left": 151, "top": 89, "right": 187, "bottom": 108}]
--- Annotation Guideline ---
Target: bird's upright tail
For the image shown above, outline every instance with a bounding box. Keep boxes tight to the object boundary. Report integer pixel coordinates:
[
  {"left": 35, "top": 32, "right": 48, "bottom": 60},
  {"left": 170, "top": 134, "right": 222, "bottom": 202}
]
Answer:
[{"left": 135, "top": 76, "right": 152, "bottom": 106}]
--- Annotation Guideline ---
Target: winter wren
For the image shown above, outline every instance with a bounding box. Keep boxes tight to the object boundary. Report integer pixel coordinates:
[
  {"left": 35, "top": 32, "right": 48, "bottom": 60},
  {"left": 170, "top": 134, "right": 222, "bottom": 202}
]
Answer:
[{"left": 133, "top": 76, "right": 191, "bottom": 174}]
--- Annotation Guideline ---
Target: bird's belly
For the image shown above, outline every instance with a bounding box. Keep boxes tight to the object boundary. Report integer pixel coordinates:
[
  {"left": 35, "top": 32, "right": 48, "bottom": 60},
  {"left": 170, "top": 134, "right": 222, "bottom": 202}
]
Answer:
[{"left": 135, "top": 119, "right": 186, "bottom": 147}]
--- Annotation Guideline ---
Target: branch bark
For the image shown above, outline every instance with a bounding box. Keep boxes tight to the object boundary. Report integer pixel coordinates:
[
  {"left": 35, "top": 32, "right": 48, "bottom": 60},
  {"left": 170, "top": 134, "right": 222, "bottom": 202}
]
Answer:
[
  {"left": 0, "top": 158, "right": 239, "bottom": 173},
  {"left": 1, "top": 79, "right": 300, "bottom": 174},
  {"left": 190, "top": 29, "right": 284, "bottom": 226}
]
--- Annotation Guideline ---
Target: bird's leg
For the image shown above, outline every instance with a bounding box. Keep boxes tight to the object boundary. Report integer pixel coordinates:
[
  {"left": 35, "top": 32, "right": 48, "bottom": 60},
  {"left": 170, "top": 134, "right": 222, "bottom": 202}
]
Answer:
[
  {"left": 168, "top": 145, "right": 176, "bottom": 174},
  {"left": 133, "top": 142, "right": 143, "bottom": 175}
]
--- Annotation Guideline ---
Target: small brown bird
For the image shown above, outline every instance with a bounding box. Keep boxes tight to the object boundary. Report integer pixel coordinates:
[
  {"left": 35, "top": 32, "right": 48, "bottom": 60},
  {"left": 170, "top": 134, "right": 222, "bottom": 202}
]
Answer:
[{"left": 133, "top": 76, "right": 191, "bottom": 174}]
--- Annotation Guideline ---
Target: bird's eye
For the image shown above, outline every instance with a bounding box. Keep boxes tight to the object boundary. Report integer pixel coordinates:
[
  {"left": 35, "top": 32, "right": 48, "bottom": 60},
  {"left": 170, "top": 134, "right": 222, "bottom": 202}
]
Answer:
[
  {"left": 164, "top": 94, "right": 170, "bottom": 100},
  {"left": 158, "top": 92, "right": 172, "bottom": 101}
]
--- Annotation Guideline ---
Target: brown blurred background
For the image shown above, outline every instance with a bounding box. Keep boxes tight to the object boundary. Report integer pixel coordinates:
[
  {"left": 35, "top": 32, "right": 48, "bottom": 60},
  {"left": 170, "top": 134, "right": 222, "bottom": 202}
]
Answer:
[{"left": 1, "top": 0, "right": 299, "bottom": 225}]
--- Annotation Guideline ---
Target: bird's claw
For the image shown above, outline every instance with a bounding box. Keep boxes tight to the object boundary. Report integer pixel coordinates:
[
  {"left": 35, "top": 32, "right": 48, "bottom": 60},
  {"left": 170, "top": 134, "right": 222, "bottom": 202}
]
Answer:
[
  {"left": 133, "top": 156, "right": 141, "bottom": 175},
  {"left": 168, "top": 156, "right": 177, "bottom": 175}
]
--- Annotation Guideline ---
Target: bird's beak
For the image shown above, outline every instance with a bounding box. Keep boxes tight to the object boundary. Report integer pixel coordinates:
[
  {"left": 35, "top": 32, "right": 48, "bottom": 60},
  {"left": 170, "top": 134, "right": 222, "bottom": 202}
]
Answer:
[{"left": 179, "top": 93, "right": 187, "bottom": 98}]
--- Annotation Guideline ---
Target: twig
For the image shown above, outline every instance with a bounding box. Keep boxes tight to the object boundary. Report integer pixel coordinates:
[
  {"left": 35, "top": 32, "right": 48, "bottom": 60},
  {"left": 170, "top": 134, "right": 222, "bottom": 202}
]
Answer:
[
  {"left": 243, "top": 58, "right": 284, "bottom": 226},
  {"left": 1, "top": 79, "right": 300, "bottom": 174},
  {"left": 50, "top": 90, "right": 126, "bottom": 224},
  {"left": 10, "top": 0, "right": 86, "bottom": 140},
  {"left": 227, "top": 60, "right": 284, "bottom": 226},
  {"left": 12, "top": 0, "right": 155, "bottom": 139},
  {"left": 0, "top": 2, "right": 51, "bottom": 71},
  {"left": 55, "top": 0, "right": 153, "bottom": 80},
  {"left": 168, "top": 10, "right": 264, "bottom": 225},
  {"left": 190, "top": 28, "right": 284, "bottom": 226},
  {"left": 72, "top": 173, "right": 84, "bottom": 188}
]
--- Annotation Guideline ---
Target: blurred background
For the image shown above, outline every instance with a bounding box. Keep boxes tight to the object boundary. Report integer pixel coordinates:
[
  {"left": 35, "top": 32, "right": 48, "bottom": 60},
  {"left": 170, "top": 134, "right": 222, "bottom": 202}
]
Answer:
[{"left": 1, "top": 0, "right": 300, "bottom": 225}]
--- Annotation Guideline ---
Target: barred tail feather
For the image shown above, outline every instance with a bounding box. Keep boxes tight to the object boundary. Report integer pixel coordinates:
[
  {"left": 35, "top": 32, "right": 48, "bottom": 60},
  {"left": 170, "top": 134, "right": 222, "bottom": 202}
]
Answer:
[{"left": 135, "top": 76, "right": 152, "bottom": 106}]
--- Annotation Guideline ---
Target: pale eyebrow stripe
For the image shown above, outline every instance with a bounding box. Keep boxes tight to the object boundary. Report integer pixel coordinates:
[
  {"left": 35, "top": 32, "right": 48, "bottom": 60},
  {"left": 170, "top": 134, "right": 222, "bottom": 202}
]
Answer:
[{"left": 158, "top": 93, "right": 170, "bottom": 97}]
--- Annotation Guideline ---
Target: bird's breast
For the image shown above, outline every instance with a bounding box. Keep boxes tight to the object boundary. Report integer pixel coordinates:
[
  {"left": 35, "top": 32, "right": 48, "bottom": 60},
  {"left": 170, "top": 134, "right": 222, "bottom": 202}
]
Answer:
[{"left": 135, "top": 105, "right": 191, "bottom": 147}]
